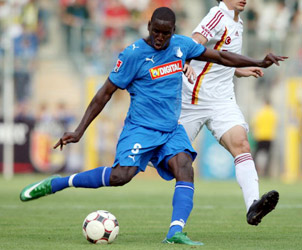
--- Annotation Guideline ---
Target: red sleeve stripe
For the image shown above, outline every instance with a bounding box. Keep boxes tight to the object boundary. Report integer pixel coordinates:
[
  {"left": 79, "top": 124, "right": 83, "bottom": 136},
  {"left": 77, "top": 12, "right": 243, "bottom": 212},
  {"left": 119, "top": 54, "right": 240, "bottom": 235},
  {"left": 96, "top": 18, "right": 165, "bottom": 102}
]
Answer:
[
  {"left": 208, "top": 12, "right": 224, "bottom": 30},
  {"left": 201, "top": 29, "right": 211, "bottom": 38},
  {"left": 206, "top": 11, "right": 221, "bottom": 28},
  {"left": 206, "top": 11, "right": 224, "bottom": 30}
]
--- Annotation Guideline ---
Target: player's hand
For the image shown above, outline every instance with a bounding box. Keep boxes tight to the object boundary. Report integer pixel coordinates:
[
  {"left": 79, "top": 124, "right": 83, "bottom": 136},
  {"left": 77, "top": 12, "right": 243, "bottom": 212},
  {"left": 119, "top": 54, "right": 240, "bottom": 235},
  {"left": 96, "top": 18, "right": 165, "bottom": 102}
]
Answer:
[
  {"left": 183, "top": 63, "right": 196, "bottom": 84},
  {"left": 235, "top": 67, "right": 264, "bottom": 78},
  {"left": 260, "top": 53, "right": 288, "bottom": 68},
  {"left": 53, "top": 131, "right": 81, "bottom": 151}
]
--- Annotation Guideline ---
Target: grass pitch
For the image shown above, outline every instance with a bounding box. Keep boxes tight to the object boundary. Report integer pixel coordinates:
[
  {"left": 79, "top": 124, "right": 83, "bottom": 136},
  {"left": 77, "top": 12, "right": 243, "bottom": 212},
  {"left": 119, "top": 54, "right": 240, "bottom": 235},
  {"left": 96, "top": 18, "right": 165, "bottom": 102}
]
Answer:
[{"left": 1, "top": 173, "right": 302, "bottom": 250}]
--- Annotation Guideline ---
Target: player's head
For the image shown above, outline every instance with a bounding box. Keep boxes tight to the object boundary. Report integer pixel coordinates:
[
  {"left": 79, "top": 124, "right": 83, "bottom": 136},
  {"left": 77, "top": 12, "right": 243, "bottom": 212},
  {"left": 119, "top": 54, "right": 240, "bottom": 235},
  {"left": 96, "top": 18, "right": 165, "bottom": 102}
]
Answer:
[
  {"left": 147, "top": 7, "right": 176, "bottom": 50},
  {"left": 151, "top": 7, "right": 176, "bottom": 25},
  {"left": 216, "top": 0, "right": 247, "bottom": 12}
]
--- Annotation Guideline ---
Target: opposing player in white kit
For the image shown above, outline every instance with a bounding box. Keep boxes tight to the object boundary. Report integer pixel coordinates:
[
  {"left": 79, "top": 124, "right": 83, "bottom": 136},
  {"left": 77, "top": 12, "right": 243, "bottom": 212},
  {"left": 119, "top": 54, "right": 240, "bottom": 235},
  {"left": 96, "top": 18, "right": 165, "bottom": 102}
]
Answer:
[{"left": 180, "top": 0, "right": 280, "bottom": 225}]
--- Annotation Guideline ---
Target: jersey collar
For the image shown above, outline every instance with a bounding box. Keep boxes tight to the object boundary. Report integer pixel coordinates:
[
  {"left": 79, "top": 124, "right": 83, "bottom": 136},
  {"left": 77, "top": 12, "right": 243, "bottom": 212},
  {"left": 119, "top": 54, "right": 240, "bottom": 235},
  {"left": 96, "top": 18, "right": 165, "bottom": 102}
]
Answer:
[{"left": 219, "top": 1, "right": 242, "bottom": 23}]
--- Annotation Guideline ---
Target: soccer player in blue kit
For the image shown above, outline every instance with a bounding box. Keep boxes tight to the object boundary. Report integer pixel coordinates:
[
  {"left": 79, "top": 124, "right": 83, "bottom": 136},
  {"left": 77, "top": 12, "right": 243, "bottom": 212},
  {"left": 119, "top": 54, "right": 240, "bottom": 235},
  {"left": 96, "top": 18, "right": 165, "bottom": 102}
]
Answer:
[{"left": 20, "top": 7, "right": 286, "bottom": 245}]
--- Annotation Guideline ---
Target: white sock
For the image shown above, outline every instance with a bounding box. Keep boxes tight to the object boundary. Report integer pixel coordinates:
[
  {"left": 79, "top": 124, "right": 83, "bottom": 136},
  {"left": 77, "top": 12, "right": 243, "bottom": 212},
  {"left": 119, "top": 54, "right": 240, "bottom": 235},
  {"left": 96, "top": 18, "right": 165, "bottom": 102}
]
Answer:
[
  {"left": 235, "top": 153, "right": 259, "bottom": 211},
  {"left": 68, "top": 174, "right": 77, "bottom": 187}
]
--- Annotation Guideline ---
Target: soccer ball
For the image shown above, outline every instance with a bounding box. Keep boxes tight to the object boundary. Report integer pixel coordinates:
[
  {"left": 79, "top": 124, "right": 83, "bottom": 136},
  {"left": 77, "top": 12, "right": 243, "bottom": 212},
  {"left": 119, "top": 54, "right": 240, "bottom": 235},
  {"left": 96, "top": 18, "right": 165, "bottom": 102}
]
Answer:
[{"left": 82, "top": 210, "right": 119, "bottom": 244}]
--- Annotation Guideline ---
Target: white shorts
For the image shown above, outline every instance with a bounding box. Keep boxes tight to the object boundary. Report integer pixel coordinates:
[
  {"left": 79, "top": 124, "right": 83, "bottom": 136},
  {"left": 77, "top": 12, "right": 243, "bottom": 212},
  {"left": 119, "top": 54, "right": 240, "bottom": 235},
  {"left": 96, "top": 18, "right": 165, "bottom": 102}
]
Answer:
[{"left": 179, "top": 99, "right": 249, "bottom": 142}]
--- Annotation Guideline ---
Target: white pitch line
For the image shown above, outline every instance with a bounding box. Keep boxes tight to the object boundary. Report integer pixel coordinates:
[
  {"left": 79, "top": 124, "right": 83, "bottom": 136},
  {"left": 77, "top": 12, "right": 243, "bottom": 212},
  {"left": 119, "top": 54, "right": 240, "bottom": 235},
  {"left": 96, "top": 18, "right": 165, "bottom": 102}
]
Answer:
[{"left": 1, "top": 204, "right": 302, "bottom": 210}]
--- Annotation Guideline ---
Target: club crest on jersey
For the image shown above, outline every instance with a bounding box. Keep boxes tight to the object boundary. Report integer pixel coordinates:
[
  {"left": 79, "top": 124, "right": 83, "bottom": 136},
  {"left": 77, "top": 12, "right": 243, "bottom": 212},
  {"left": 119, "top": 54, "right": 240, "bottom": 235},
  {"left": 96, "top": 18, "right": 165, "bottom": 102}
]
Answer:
[
  {"left": 149, "top": 60, "right": 183, "bottom": 80},
  {"left": 174, "top": 47, "right": 183, "bottom": 58},
  {"left": 114, "top": 59, "right": 123, "bottom": 72},
  {"left": 225, "top": 36, "right": 231, "bottom": 45}
]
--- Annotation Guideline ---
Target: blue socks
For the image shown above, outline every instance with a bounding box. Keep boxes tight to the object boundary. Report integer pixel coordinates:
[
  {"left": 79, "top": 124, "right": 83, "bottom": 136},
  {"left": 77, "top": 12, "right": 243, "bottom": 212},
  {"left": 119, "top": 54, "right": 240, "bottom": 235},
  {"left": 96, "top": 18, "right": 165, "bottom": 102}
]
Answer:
[
  {"left": 51, "top": 166, "right": 112, "bottom": 193},
  {"left": 51, "top": 170, "right": 194, "bottom": 239},
  {"left": 166, "top": 181, "right": 194, "bottom": 239}
]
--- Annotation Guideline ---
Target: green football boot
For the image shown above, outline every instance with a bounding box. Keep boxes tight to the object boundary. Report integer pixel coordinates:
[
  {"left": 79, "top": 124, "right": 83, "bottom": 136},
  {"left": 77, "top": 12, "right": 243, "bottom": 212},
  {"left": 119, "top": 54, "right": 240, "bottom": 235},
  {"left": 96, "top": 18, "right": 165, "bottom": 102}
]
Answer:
[
  {"left": 20, "top": 175, "right": 61, "bottom": 202},
  {"left": 162, "top": 232, "right": 204, "bottom": 246}
]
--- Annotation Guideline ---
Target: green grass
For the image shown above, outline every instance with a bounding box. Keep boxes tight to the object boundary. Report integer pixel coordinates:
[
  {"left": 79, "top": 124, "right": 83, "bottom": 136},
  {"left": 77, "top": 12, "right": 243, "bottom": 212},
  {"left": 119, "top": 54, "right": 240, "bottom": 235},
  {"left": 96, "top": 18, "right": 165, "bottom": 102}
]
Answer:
[{"left": 1, "top": 174, "right": 302, "bottom": 250}]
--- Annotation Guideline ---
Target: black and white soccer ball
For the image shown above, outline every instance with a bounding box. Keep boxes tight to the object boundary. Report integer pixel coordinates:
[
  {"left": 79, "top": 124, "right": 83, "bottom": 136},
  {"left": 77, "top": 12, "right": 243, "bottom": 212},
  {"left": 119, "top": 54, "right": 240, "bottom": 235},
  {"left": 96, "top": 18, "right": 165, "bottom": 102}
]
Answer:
[{"left": 82, "top": 210, "right": 119, "bottom": 244}]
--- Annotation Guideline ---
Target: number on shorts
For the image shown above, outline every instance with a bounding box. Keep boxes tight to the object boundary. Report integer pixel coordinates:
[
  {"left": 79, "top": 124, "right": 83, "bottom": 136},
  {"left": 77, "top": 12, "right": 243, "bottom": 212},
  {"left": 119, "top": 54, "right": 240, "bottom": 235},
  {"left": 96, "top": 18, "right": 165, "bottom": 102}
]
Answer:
[{"left": 131, "top": 143, "right": 142, "bottom": 154}]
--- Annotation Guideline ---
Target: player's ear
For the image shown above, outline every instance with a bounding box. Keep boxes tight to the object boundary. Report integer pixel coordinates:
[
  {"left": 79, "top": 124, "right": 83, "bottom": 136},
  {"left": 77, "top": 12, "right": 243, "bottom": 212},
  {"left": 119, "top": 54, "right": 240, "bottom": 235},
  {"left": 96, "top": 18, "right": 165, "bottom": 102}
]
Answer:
[{"left": 147, "top": 21, "right": 151, "bottom": 32}]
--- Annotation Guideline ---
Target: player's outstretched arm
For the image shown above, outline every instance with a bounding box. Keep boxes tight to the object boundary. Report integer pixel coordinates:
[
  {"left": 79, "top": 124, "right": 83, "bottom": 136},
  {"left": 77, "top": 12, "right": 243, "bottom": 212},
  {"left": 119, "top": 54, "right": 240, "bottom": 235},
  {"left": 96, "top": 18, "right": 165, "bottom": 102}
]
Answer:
[
  {"left": 53, "top": 78, "right": 118, "bottom": 150},
  {"left": 235, "top": 67, "right": 264, "bottom": 78},
  {"left": 194, "top": 48, "right": 288, "bottom": 68},
  {"left": 191, "top": 33, "right": 266, "bottom": 78}
]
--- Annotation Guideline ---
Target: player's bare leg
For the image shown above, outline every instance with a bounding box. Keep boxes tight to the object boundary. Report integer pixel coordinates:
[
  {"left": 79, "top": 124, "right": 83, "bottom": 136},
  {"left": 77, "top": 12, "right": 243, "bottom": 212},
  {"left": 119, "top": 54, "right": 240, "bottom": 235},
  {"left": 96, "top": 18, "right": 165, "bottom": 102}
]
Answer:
[
  {"left": 220, "top": 125, "right": 279, "bottom": 225},
  {"left": 109, "top": 165, "right": 137, "bottom": 186}
]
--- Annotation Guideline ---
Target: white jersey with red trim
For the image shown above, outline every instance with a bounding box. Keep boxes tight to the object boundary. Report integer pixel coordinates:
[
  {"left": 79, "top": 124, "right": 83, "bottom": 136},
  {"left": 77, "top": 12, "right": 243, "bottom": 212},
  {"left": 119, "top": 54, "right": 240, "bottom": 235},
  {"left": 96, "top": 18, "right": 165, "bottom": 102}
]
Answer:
[{"left": 182, "top": 2, "right": 243, "bottom": 104}]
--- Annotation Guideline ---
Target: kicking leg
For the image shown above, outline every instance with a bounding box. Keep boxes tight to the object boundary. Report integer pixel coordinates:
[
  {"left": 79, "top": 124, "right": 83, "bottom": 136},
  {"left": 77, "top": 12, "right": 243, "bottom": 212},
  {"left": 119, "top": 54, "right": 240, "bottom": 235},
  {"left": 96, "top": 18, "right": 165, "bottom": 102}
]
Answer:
[{"left": 20, "top": 165, "right": 137, "bottom": 201}]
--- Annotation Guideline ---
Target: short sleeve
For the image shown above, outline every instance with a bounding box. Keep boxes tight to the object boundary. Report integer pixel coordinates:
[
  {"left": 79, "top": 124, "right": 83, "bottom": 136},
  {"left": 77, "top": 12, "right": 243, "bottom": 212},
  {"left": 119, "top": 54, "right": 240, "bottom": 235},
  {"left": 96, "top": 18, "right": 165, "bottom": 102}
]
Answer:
[
  {"left": 192, "top": 7, "right": 225, "bottom": 42},
  {"left": 109, "top": 48, "right": 138, "bottom": 89},
  {"left": 182, "top": 36, "right": 206, "bottom": 60}
]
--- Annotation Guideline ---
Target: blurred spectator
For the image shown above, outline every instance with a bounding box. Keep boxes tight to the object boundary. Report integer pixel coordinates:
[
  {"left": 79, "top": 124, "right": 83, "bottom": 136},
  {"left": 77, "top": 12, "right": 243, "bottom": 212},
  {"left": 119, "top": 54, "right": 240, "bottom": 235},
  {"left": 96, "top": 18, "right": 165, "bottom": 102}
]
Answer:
[
  {"left": 36, "top": 102, "right": 53, "bottom": 122},
  {"left": 61, "top": 0, "right": 90, "bottom": 52},
  {"left": 203, "top": 0, "right": 217, "bottom": 11},
  {"left": 142, "top": 0, "right": 173, "bottom": 23},
  {"left": 0, "top": 0, "right": 8, "bottom": 35},
  {"left": 86, "top": 0, "right": 105, "bottom": 23},
  {"left": 258, "top": 0, "right": 290, "bottom": 54},
  {"left": 13, "top": 25, "right": 38, "bottom": 103},
  {"left": 14, "top": 100, "right": 35, "bottom": 123},
  {"left": 37, "top": 0, "right": 51, "bottom": 44},
  {"left": 84, "top": 0, "right": 131, "bottom": 72},
  {"left": 244, "top": 2, "right": 259, "bottom": 56},
  {"left": 20, "top": 0, "right": 40, "bottom": 34},
  {"left": 272, "top": 0, "right": 291, "bottom": 53},
  {"left": 289, "top": 0, "right": 300, "bottom": 26},
  {"left": 171, "top": 0, "right": 187, "bottom": 34},
  {"left": 54, "top": 102, "right": 76, "bottom": 129},
  {"left": 246, "top": 4, "right": 258, "bottom": 35},
  {"left": 102, "top": 0, "right": 130, "bottom": 42},
  {"left": 0, "top": 1, "right": 25, "bottom": 40},
  {"left": 288, "top": 48, "right": 302, "bottom": 76},
  {"left": 252, "top": 99, "right": 278, "bottom": 177},
  {"left": 68, "top": 0, "right": 188, "bottom": 74},
  {"left": 122, "top": 0, "right": 150, "bottom": 12},
  {"left": 121, "top": 0, "right": 150, "bottom": 41},
  {"left": 60, "top": 0, "right": 74, "bottom": 9},
  {"left": 286, "top": 0, "right": 302, "bottom": 56}
]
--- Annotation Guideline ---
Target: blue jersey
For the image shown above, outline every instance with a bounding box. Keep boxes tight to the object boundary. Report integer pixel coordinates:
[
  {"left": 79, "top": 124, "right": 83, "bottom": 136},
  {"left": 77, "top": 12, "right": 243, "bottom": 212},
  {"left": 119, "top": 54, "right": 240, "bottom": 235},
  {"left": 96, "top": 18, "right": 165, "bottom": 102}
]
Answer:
[{"left": 109, "top": 34, "right": 206, "bottom": 132}]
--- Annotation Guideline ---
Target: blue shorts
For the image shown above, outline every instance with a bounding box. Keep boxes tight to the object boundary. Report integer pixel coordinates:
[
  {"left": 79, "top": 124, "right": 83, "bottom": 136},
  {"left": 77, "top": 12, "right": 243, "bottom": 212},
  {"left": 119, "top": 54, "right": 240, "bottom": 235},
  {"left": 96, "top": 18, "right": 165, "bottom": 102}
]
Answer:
[{"left": 112, "top": 121, "right": 197, "bottom": 180}]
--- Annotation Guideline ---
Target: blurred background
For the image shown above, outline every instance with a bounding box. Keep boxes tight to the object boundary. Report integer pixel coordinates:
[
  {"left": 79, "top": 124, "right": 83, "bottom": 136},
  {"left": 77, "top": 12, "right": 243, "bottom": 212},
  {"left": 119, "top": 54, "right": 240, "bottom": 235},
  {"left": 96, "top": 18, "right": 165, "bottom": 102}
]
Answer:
[{"left": 0, "top": 0, "right": 301, "bottom": 183}]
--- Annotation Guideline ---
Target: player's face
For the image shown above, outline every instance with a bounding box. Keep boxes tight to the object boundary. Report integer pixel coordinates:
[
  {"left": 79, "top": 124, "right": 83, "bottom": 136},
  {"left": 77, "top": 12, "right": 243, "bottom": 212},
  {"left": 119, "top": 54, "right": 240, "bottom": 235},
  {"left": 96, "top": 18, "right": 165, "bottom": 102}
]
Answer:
[
  {"left": 147, "top": 19, "right": 175, "bottom": 50},
  {"left": 224, "top": 0, "right": 246, "bottom": 12}
]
